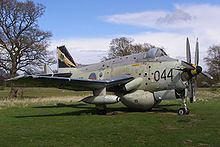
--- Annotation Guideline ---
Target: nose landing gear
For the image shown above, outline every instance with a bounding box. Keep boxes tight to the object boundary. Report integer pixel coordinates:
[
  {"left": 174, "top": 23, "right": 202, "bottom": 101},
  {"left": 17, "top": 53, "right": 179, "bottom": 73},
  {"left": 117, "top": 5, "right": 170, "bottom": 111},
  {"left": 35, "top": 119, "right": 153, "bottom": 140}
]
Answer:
[{"left": 178, "top": 98, "right": 190, "bottom": 115}]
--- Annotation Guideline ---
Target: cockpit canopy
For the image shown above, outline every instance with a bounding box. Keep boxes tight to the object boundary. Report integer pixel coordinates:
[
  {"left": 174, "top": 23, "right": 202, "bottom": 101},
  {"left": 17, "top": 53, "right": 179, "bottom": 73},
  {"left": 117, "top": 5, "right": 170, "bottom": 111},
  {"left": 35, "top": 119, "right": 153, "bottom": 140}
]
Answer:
[{"left": 145, "top": 48, "right": 167, "bottom": 59}]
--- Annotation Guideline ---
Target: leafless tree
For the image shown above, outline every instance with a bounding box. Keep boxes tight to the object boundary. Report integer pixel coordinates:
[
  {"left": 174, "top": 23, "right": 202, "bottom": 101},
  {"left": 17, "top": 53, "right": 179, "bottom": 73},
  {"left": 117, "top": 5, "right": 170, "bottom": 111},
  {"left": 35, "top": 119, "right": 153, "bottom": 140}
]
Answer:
[
  {"left": 0, "top": 0, "right": 54, "bottom": 78},
  {"left": 204, "top": 45, "right": 220, "bottom": 84},
  {"left": 105, "top": 37, "right": 157, "bottom": 60}
]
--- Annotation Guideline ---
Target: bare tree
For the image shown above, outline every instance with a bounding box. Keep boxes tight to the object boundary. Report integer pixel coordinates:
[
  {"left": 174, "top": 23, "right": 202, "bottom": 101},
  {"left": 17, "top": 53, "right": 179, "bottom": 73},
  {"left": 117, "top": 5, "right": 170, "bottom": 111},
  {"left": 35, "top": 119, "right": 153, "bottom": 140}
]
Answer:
[
  {"left": 204, "top": 45, "right": 220, "bottom": 84},
  {"left": 106, "top": 37, "right": 157, "bottom": 60},
  {"left": 107, "top": 37, "right": 133, "bottom": 59},
  {"left": 0, "top": 0, "right": 54, "bottom": 78}
]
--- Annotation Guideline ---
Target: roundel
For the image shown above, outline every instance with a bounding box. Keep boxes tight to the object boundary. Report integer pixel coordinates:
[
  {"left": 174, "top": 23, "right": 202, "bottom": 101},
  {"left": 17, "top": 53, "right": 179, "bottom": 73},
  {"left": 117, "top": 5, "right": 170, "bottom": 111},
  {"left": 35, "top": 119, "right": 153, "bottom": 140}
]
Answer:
[{"left": 88, "top": 73, "right": 97, "bottom": 80}]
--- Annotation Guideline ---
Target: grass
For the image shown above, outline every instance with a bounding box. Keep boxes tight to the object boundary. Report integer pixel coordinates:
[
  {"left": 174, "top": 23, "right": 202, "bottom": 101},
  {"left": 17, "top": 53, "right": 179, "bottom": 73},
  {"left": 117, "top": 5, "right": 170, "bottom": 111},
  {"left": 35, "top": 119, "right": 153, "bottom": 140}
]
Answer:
[
  {"left": 0, "top": 87, "right": 91, "bottom": 99},
  {"left": 0, "top": 88, "right": 220, "bottom": 146}
]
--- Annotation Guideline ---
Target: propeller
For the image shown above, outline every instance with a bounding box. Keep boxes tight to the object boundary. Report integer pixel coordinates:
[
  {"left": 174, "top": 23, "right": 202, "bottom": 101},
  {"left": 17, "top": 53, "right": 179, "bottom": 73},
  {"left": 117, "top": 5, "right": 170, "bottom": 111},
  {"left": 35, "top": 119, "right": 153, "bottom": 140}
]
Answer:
[
  {"left": 186, "top": 38, "right": 191, "bottom": 64},
  {"left": 195, "top": 38, "right": 199, "bottom": 65},
  {"left": 181, "top": 61, "right": 195, "bottom": 70},
  {"left": 181, "top": 38, "right": 213, "bottom": 103},
  {"left": 201, "top": 72, "right": 213, "bottom": 80}
]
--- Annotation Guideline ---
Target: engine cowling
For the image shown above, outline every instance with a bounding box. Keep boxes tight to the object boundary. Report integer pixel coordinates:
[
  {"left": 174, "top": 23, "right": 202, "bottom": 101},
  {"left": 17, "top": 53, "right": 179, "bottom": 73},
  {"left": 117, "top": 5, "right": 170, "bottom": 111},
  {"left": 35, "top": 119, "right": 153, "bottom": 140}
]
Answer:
[
  {"left": 120, "top": 89, "right": 185, "bottom": 110},
  {"left": 120, "top": 90, "right": 155, "bottom": 110}
]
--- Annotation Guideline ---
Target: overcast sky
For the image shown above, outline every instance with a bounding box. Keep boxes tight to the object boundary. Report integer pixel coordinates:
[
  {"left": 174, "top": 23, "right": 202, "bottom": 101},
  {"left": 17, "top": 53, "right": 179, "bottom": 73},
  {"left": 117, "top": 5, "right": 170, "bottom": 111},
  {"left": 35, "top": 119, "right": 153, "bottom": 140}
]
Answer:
[{"left": 33, "top": 0, "right": 220, "bottom": 69}]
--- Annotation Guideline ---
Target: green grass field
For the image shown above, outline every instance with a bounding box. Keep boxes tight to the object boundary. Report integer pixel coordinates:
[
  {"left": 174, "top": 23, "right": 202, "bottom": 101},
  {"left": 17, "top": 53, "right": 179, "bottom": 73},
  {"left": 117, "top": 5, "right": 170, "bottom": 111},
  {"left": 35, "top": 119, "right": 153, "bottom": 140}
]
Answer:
[
  {"left": 0, "top": 87, "right": 92, "bottom": 99},
  {"left": 0, "top": 88, "right": 220, "bottom": 146}
]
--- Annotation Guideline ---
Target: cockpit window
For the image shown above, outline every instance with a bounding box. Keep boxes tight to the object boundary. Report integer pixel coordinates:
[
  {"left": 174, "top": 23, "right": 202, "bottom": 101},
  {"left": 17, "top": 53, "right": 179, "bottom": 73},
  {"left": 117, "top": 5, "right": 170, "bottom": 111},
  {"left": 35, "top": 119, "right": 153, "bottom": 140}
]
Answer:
[
  {"left": 145, "top": 48, "right": 167, "bottom": 58},
  {"left": 155, "top": 48, "right": 167, "bottom": 57}
]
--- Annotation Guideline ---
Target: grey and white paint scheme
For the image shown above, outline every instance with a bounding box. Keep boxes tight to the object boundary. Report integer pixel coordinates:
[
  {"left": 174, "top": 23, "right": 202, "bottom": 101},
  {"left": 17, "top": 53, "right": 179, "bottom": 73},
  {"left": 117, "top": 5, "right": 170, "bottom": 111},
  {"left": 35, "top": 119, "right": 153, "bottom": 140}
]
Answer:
[{"left": 8, "top": 38, "right": 212, "bottom": 115}]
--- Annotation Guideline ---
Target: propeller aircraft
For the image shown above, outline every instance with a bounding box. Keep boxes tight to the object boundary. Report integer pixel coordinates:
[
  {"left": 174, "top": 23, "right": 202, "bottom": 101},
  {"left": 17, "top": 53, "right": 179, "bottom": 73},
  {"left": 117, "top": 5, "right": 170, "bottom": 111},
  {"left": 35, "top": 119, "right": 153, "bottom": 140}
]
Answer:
[{"left": 7, "top": 38, "right": 213, "bottom": 115}]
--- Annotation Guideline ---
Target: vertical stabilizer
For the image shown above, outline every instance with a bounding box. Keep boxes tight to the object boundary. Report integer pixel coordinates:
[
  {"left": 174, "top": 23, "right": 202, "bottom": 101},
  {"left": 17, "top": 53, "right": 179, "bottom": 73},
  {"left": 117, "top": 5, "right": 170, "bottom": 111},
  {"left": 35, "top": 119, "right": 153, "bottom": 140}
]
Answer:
[{"left": 57, "top": 46, "right": 77, "bottom": 68}]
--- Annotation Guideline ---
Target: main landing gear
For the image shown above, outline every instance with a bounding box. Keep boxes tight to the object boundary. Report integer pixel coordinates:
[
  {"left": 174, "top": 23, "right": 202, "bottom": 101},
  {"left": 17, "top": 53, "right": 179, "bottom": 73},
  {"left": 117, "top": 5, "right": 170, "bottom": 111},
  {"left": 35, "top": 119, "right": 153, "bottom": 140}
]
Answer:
[
  {"left": 178, "top": 98, "right": 189, "bottom": 115},
  {"left": 95, "top": 104, "right": 107, "bottom": 115}
]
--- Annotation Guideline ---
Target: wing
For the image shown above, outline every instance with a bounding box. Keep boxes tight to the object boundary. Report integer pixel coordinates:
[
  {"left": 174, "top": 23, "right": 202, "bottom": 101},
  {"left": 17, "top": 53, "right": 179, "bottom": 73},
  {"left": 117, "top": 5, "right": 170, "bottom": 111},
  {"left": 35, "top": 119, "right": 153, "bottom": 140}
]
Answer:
[{"left": 7, "top": 74, "right": 134, "bottom": 91}]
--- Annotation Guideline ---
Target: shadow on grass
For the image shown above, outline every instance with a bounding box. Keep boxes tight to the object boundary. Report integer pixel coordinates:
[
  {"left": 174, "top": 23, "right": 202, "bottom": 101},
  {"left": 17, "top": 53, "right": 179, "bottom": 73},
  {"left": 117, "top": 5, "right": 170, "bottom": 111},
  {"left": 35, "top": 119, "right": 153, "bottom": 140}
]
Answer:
[
  {"left": 15, "top": 109, "right": 97, "bottom": 118},
  {"left": 33, "top": 103, "right": 89, "bottom": 109},
  {"left": 152, "top": 107, "right": 178, "bottom": 114},
  {"left": 157, "top": 104, "right": 181, "bottom": 107},
  {"left": 15, "top": 103, "right": 179, "bottom": 118}
]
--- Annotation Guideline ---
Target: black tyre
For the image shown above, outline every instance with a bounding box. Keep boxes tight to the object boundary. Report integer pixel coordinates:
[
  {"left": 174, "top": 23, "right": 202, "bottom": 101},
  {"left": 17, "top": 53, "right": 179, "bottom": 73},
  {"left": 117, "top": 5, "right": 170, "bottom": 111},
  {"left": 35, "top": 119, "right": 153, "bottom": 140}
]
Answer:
[{"left": 178, "top": 108, "right": 185, "bottom": 115}]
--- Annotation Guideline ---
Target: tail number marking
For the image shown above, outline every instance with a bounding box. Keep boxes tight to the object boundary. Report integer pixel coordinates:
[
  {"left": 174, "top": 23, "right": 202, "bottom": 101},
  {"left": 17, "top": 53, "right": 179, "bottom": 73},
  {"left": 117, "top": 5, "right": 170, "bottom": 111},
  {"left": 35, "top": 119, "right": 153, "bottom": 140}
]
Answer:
[{"left": 154, "top": 69, "right": 173, "bottom": 82}]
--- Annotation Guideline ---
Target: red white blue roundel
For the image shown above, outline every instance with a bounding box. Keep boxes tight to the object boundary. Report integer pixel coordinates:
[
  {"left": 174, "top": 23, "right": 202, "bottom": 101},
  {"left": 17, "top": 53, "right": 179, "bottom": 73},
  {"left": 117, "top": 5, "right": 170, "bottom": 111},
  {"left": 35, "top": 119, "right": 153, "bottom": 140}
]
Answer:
[{"left": 88, "top": 73, "right": 97, "bottom": 80}]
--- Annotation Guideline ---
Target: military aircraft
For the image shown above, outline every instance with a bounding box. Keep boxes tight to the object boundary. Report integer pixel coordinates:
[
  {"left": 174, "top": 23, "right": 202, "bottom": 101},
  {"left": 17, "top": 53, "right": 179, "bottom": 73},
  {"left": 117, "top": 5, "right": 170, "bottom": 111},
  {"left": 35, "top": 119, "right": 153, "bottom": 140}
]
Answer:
[{"left": 7, "top": 38, "right": 212, "bottom": 115}]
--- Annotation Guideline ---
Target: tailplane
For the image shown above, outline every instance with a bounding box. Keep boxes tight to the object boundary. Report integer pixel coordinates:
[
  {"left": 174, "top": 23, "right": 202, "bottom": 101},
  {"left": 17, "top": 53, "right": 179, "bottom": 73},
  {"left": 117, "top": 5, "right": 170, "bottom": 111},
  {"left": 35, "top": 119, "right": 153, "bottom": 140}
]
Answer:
[{"left": 57, "top": 46, "right": 77, "bottom": 68}]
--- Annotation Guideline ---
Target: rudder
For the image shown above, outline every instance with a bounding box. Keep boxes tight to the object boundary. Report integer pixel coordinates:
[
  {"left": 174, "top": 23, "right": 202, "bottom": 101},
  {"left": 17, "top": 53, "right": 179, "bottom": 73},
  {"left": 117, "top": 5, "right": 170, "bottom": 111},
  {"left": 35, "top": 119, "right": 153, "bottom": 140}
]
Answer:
[{"left": 57, "top": 45, "right": 77, "bottom": 68}]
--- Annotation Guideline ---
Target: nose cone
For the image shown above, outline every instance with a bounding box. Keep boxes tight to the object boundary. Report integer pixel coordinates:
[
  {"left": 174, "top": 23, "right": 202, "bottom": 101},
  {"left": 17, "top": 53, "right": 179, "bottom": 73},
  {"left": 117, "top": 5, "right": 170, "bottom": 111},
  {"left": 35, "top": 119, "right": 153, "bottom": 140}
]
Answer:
[{"left": 196, "top": 66, "right": 202, "bottom": 74}]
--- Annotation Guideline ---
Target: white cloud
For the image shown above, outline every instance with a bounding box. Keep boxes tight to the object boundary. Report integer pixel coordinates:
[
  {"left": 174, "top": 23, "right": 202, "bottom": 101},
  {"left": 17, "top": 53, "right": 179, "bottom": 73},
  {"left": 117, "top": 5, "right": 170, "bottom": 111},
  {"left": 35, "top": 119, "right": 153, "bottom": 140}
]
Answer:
[
  {"left": 48, "top": 4, "right": 220, "bottom": 70},
  {"left": 156, "top": 9, "right": 192, "bottom": 24},
  {"left": 104, "top": 11, "right": 167, "bottom": 28},
  {"left": 103, "top": 7, "right": 195, "bottom": 30},
  {"left": 103, "top": 4, "right": 220, "bottom": 33}
]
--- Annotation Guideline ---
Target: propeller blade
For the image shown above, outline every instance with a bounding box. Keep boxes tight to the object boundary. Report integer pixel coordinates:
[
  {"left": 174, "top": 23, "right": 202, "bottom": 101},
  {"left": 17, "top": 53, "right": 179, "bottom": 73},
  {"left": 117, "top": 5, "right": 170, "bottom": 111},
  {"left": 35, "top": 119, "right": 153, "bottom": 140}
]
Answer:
[
  {"left": 195, "top": 38, "right": 199, "bottom": 65},
  {"left": 193, "top": 76, "right": 198, "bottom": 102},
  {"left": 188, "top": 79, "right": 194, "bottom": 103},
  {"left": 186, "top": 37, "right": 191, "bottom": 63},
  {"left": 181, "top": 61, "right": 195, "bottom": 70},
  {"left": 201, "top": 72, "right": 213, "bottom": 80}
]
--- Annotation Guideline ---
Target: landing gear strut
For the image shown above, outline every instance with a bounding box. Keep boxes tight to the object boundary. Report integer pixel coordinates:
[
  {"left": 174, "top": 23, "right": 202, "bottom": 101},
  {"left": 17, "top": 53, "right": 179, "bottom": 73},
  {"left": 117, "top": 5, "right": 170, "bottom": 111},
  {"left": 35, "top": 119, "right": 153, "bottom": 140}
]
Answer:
[
  {"left": 178, "top": 98, "right": 189, "bottom": 115},
  {"left": 95, "top": 104, "right": 107, "bottom": 115}
]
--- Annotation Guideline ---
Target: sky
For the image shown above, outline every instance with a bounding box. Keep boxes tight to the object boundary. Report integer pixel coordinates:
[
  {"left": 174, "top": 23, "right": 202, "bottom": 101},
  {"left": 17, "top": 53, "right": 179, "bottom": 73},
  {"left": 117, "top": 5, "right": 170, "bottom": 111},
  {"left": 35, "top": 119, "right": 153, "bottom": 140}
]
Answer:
[{"left": 32, "top": 0, "right": 220, "bottom": 69}]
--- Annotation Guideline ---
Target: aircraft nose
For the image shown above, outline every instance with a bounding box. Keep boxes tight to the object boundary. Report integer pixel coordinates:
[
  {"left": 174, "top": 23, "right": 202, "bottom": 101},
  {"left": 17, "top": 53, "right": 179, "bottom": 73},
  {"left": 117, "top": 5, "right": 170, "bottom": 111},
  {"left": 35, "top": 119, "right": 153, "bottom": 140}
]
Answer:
[{"left": 196, "top": 66, "right": 202, "bottom": 74}]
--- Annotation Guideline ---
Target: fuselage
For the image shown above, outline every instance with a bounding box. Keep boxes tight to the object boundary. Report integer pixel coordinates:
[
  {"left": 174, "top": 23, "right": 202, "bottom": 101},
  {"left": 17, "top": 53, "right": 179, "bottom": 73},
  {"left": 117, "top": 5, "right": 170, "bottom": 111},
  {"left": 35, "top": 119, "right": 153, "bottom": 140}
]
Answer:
[{"left": 58, "top": 48, "right": 187, "bottom": 93}]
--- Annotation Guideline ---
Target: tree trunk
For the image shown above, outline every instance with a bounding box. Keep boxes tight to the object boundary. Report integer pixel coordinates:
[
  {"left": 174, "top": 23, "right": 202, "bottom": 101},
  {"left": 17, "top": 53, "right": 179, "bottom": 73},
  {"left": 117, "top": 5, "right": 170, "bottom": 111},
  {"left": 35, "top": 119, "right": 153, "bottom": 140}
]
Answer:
[
  {"left": 10, "top": 61, "right": 17, "bottom": 78},
  {"left": 9, "top": 62, "right": 19, "bottom": 98},
  {"left": 9, "top": 84, "right": 18, "bottom": 99}
]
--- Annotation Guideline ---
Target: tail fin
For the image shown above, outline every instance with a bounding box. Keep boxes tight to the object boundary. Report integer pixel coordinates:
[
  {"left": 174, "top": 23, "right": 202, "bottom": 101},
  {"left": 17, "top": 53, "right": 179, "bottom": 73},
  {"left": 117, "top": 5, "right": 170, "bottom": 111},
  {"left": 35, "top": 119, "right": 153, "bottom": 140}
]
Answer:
[{"left": 57, "top": 46, "right": 77, "bottom": 68}]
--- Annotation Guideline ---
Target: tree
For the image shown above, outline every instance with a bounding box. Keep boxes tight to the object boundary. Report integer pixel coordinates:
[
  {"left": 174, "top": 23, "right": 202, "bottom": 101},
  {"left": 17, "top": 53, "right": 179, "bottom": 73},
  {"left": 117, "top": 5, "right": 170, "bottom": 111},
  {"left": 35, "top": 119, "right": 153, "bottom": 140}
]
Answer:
[
  {"left": 106, "top": 37, "right": 157, "bottom": 60},
  {"left": 204, "top": 45, "right": 220, "bottom": 84},
  {"left": 0, "top": 0, "right": 54, "bottom": 78}
]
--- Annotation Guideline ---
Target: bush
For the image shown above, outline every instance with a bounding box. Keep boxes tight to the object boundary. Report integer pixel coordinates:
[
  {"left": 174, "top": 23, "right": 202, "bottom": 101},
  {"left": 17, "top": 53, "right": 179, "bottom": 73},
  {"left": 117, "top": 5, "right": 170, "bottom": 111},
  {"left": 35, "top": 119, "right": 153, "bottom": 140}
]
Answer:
[{"left": 0, "top": 86, "right": 5, "bottom": 90}]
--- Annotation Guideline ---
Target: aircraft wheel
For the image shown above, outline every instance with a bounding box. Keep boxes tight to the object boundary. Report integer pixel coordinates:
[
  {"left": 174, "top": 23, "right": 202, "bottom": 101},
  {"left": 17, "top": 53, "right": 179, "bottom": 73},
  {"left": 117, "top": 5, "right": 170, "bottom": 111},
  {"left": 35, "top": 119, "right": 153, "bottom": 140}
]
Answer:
[
  {"left": 96, "top": 109, "right": 107, "bottom": 115},
  {"left": 178, "top": 108, "right": 189, "bottom": 115},
  {"left": 95, "top": 104, "right": 107, "bottom": 115}
]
